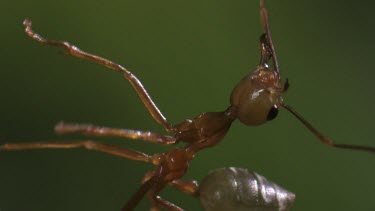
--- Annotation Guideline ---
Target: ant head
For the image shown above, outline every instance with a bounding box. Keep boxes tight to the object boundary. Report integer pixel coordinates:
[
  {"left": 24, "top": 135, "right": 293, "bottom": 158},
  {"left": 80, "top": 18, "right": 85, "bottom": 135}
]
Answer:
[
  {"left": 228, "top": 0, "right": 375, "bottom": 153},
  {"left": 230, "top": 66, "right": 287, "bottom": 126}
]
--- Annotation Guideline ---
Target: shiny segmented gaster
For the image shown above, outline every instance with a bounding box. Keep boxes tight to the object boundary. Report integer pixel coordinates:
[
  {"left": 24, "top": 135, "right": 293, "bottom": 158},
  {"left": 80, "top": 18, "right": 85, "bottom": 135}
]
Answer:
[
  {"left": 1, "top": 0, "right": 374, "bottom": 211},
  {"left": 199, "top": 167, "right": 295, "bottom": 211}
]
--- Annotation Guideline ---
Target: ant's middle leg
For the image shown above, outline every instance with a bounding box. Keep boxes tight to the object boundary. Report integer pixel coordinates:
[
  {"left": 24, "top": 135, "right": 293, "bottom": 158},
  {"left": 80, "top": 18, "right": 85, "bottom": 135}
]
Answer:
[
  {"left": 0, "top": 141, "right": 152, "bottom": 163},
  {"left": 55, "top": 122, "right": 177, "bottom": 146}
]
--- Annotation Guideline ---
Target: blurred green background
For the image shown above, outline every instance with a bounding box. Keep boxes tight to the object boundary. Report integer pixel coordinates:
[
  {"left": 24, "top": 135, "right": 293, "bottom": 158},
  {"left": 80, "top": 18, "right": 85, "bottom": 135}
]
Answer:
[{"left": 1, "top": 0, "right": 374, "bottom": 210}]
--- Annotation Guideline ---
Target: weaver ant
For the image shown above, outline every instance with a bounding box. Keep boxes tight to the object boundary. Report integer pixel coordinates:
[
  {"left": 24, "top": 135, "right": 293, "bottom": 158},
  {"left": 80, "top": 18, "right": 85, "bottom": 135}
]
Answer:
[{"left": 1, "top": 0, "right": 374, "bottom": 210}]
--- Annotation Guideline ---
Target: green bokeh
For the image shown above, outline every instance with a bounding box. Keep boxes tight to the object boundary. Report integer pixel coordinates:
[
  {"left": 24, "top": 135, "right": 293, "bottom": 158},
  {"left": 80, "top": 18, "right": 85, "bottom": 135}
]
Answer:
[{"left": 1, "top": 0, "right": 374, "bottom": 210}]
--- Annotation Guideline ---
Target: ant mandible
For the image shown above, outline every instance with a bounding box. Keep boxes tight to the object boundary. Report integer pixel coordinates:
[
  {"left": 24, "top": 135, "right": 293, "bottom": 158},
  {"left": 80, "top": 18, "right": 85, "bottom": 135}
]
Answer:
[{"left": 1, "top": 0, "right": 374, "bottom": 210}]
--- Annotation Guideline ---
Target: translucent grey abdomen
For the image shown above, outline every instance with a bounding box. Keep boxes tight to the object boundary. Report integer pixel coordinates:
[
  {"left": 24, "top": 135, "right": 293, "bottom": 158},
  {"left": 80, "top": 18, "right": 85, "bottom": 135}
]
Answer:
[{"left": 199, "top": 167, "right": 295, "bottom": 211}]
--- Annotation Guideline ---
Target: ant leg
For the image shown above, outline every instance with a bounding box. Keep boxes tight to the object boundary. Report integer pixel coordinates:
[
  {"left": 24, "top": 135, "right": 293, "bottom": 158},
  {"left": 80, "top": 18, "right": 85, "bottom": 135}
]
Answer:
[
  {"left": 147, "top": 192, "right": 161, "bottom": 211},
  {"left": 23, "top": 20, "right": 173, "bottom": 131},
  {"left": 152, "top": 196, "right": 183, "bottom": 211},
  {"left": 122, "top": 175, "right": 161, "bottom": 211},
  {"left": 140, "top": 171, "right": 162, "bottom": 211},
  {"left": 259, "top": 34, "right": 272, "bottom": 66},
  {"left": 55, "top": 122, "right": 177, "bottom": 146},
  {"left": 0, "top": 141, "right": 152, "bottom": 163},
  {"left": 145, "top": 193, "right": 182, "bottom": 211},
  {"left": 141, "top": 171, "right": 162, "bottom": 211},
  {"left": 169, "top": 179, "right": 199, "bottom": 196},
  {"left": 139, "top": 172, "right": 183, "bottom": 211},
  {"left": 259, "top": 0, "right": 280, "bottom": 78}
]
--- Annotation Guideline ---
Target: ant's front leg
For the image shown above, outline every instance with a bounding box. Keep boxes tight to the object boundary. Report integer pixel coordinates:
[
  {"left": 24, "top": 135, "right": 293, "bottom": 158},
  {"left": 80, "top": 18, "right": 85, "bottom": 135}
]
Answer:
[
  {"left": 260, "top": 0, "right": 280, "bottom": 78},
  {"left": 259, "top": 34, "right": 273, "bottom": 67},
  {"left": 23, "top": 19, "right": 173, "bottom": 132},
  {"left": 55, "top": 122, "right": 177, "bottom": 146}
]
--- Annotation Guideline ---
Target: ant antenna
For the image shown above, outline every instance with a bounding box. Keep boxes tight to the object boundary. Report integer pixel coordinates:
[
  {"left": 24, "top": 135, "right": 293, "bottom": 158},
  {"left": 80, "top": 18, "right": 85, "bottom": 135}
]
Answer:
[
  {"left": 260, "top": 0, "right": 374, "bottom": 154},
  {"left": 282, "top": 104, "right": 375, "bottom": 153}
]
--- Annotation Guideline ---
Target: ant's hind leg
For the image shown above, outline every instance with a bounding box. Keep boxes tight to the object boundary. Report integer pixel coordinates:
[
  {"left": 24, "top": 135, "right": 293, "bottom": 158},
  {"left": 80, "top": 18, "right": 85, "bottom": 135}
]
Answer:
[
  {"left": 143, "top": 179, "right": 198, "bottom": 211},
  {"left": 139, "top": 172, "right": 184, "bottom": 211},
  {"left": 0, "top": 141, "right": 152, "bottom": 163},
  {"left": 23, "top": 20, "right": 173, "bottom": 131},
  {"left": 55, "top": 122, "right": 177, "bottom": 146},
  {"left": 169, "top": 179, "right": 199, "bottom": 196},
  {"left": 150, "top": 196, "right": 183, "bottom": 211}
]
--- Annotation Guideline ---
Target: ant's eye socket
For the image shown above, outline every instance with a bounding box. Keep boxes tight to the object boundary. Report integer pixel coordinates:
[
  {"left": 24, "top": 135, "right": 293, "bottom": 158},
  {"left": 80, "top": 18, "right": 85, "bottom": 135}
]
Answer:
[{"left": 267, "top": 105, "right": 279, "bottom": 121}]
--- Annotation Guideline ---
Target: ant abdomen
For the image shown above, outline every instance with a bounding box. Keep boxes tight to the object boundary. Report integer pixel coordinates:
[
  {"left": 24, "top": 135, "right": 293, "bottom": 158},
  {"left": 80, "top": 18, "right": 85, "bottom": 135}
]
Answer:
[{"left": 199, "top": 167, "right": 295, "bottom": 211}]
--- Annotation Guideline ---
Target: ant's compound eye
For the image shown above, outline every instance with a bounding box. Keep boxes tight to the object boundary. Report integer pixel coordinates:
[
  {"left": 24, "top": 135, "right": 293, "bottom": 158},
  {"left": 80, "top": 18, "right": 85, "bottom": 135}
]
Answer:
[{"left": 267, "top": 105, "right": 278, "bottom": 121}]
